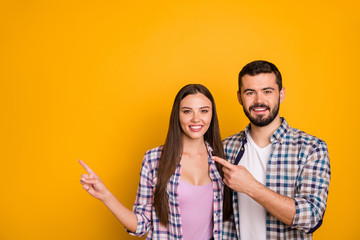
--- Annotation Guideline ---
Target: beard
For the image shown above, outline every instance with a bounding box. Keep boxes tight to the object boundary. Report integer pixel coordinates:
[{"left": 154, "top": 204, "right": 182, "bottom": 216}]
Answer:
[{"left": 243, "top": 100, "right": 280, "bottom": 127}]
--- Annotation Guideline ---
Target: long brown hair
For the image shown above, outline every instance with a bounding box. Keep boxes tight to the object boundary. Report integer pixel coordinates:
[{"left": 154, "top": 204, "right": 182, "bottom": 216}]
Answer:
[{"left": 154, "top": 84, "right": 232, "bottom": 226}]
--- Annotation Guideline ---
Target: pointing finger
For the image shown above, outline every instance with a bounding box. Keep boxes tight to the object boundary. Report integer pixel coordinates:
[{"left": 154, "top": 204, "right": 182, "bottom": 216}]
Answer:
[
  {"left": 79, "top": 160, "right": 95, "bottom": 175},
  {"left": 212, "top": 156, "right": 234, "bottom": 169}
]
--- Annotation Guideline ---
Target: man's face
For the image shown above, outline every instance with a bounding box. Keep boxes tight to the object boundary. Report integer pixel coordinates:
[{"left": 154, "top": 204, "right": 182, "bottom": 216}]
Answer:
[{"left": 238, "top": 73, "right": 285, "bottom": 127}]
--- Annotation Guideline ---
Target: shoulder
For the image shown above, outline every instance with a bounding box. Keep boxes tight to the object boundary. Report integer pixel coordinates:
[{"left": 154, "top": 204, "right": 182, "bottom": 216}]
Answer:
[
  {"left": 286, "top": 127, "right": 328, "bottom": 154},
  {"left": 142, "top": 145, "right": 163, "bottom": 170},
  {"left": 144, "top": 145, "right": 163, "bottom": 158},
  {"left": 222, "top": 131, "right": 245, "bottom": 159},
  {"left": 288, "top": 127, "right": 326, "bottom": 144},
  {"left": 277, "top": 118, "right": 327, "bottom": 150},
  {"left": 222, "top": 131, "right": 245, "bottom": 145}
]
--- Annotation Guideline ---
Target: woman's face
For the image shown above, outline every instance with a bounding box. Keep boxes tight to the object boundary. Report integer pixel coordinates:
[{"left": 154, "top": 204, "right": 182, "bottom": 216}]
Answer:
[{"left": 179, "top": 93, "right": 213, "bottom": 141}]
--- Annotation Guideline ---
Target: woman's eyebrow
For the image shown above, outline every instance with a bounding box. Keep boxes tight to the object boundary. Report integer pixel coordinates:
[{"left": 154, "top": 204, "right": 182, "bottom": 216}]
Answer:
[{"left": 180, "top": 106, "right": 210, "bottom": 109}]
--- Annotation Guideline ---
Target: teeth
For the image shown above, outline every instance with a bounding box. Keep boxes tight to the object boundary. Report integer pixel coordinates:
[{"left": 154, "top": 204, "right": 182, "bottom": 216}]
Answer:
[
  {"left": 190, "top": 126, "right": 202, "bottom": 129},
  {"left": 253, "top": 108, "right": 266, "bottom": 111}
]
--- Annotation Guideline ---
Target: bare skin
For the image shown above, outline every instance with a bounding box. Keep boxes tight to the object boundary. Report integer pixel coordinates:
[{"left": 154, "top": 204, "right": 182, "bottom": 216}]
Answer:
[{"left": 180, "top": 138, "right": 211, "bottom": 186}]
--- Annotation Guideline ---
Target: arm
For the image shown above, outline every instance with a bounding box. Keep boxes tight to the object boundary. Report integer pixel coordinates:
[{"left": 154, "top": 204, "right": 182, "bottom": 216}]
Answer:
[
  {"left": 213, "top": 156, "right": 295, "bottom": 225},
  {"left": 126, "top": 154, "right": 154, "bottom": 236},
  {"left": 291, "top": 141, "right": 330, "bottom": 233},
  {"left": 79, "top": 160, "right": 138, "bottom": 232},
  {"left": 245, "top": 178, "right": 295, "bottom": 225}
]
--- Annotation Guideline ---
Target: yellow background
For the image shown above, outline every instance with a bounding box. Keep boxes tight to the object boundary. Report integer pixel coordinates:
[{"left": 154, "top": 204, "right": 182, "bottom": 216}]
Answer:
[{"left": 1, "top": 0, "right": 359, "bottom": 239}]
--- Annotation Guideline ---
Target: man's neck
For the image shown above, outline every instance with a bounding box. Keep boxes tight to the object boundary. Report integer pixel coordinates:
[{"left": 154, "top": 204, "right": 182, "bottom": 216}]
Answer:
[{"left": 248, "top": 116, "right": 282, "bottom": 148}]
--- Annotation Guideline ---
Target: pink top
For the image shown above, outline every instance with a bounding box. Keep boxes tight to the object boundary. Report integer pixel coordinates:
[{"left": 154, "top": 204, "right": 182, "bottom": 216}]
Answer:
[{"left": 178, "top": 178, "right": 214, "bottom": 240}]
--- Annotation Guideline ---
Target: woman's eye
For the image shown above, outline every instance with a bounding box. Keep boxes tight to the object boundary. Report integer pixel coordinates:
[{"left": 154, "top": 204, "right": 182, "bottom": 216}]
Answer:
[
  {"left": 201, "top": 109, "right": 209, "bottom": 113},
  {"left": 183, "top": 110, "right": 191, "bottom": 114}
]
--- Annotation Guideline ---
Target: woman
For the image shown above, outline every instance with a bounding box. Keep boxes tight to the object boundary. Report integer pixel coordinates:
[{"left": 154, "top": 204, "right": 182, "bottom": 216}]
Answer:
[{"left": 80, "top": 84, "right": 231, "bottom": 239}]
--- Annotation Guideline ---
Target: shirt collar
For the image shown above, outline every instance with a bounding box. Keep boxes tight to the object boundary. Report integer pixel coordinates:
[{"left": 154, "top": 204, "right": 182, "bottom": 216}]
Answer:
[
  {"left": 270, "top": 117, "right": 289, "bottom": 143},
  {"left": 204, "top": 141, "right": 214, "bottom": 156}
]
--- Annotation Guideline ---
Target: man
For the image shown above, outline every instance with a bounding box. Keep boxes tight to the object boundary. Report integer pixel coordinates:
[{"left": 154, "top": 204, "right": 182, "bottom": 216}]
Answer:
[{"left": 213, "top": 60, "right": 331, "bottom": 239}]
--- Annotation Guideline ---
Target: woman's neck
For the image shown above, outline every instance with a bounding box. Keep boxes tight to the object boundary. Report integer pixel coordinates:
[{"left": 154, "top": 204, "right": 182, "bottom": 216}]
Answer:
[{"left": 181, "top": 136, "right": 207, "bottom": 155}]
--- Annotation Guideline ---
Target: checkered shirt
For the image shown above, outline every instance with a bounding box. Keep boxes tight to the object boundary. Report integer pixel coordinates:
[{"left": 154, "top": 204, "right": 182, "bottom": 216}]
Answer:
[
  {"left": 127, "top": 142, "right": 224, "bottom": 239},
  {"left": 222, "top": 118, "right": 331, "bottom": 240}
]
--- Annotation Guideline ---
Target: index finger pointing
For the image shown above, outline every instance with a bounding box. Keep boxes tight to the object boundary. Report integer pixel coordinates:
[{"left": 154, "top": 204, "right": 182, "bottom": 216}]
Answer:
[
  {"left": 212, "top": 156, "right": 233, "bottom": 168},
  {"left": 79, "top": 160, "right": 95, "bottom": 175}
]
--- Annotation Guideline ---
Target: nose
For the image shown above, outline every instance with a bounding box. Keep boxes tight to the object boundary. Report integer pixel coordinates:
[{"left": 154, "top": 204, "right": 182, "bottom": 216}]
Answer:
[
  {"left": 191, "top": 112, "right": 201, "bottom": 122},
  {"left": 254, "top": 92, "right": 265, "bottom": 104}
]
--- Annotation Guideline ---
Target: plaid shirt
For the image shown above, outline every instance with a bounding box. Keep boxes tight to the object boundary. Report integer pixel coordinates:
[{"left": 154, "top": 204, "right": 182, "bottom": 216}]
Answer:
[
  {"left": 222, "top": 118, "right": 331, "bottom": 240},
  {"left": 127, "top": 142, "right": 224, "bottom": 239}
]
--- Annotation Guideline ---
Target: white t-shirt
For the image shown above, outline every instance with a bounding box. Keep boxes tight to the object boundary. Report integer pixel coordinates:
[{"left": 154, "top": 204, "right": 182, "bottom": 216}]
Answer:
[{"left": 237, "top": 130, "right": 272, "bottom": 240}]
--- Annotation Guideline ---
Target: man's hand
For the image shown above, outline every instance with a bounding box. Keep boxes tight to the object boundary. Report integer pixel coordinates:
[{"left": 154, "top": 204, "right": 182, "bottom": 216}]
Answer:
[
  {"left": 212, "top": 156, "right": 295, "bottom": 225},
  {"left": 212, "top": 156, "right": 260, "bottom": 195}
]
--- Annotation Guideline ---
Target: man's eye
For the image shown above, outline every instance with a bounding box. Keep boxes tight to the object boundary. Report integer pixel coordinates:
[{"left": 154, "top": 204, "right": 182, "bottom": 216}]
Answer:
[
  {"left": 264, "top": 91, "right": 272, "bottom": 94},
  {"left": 246, "top": 92, "right": 254, "bottom": 95}
]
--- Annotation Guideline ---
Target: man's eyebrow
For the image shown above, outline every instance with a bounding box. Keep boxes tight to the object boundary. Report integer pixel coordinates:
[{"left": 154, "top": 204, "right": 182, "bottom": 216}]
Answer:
[
  {"left": 263, "top": 87, "right": 276, "bottom": 91},
  {"left": 243, "top": 88, "right": 255, "bottom": 93},
  {"left": 243, "top": 87, "right": 276, "bottom": 93}
]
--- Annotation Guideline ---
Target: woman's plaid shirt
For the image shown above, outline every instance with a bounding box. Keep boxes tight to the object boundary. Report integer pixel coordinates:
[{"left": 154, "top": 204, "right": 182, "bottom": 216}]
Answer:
[
  {"left": 222, "top": 118, "right": 331, "bottom": 240},
  {"left": 127, "top": 142, "right": 224, "bottom": 239}
]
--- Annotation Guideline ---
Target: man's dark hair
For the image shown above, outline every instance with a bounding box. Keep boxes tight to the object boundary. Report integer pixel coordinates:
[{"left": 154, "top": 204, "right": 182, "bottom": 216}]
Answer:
[{"left": 238, "top": 60, "right": 282, "bottom": 91}]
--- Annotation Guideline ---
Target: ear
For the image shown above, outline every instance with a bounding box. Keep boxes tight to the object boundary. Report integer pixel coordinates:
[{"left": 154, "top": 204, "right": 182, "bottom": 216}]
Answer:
[
  {"left": 279, "top": 87, "right": 285, "bottom": 103},
  {"left": 237, "top": 91, "right": 243, "bottom": 105}
]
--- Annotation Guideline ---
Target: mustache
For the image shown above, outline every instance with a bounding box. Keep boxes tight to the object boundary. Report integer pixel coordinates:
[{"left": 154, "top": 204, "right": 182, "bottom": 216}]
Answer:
[{"left": 249, "top": 104, "right": 270, "bottom": 111}]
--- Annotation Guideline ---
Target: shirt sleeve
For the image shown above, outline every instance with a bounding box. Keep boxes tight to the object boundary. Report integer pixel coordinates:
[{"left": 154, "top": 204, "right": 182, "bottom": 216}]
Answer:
[
  {"left": 292, "top": 140, "right": 331, "bottom": 233},
  {"left": 126, "top": 153, "right": 154, "bottom": 237}
]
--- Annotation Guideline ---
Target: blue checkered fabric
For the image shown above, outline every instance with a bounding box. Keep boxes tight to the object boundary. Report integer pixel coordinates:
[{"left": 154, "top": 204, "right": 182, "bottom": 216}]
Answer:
[
  {"left": 127, "top": 142, "right": 224, "bottom": 240},
  {"left": 222, "top": 118, "right": 331, "bottom": 240}
]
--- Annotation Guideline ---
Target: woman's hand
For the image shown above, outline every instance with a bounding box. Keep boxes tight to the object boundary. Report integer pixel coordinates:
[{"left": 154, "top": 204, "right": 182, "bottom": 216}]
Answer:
[
  {"left": 79, "top": 160, "right": 110, "bottom": 201},
  {"left": 79, "top": 160, "right": 138, "bottom": 232}
]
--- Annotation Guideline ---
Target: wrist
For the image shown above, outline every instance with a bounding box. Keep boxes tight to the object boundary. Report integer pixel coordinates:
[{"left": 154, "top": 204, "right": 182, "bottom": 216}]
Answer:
[
  {"left": 100, "top": 189, "right": 113, "bottom": 203},
  {"left": 246, "top": 179, "right": 264, "bottom": 198}
]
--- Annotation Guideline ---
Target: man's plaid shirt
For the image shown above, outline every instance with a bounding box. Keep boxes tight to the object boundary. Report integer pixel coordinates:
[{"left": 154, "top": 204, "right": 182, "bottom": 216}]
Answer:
[
  {"left": 127, "top": 142, "right": 224, "bottom": 239},
  {"left": 222, "top": 118, "right": 331, "bottom": 239}
]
